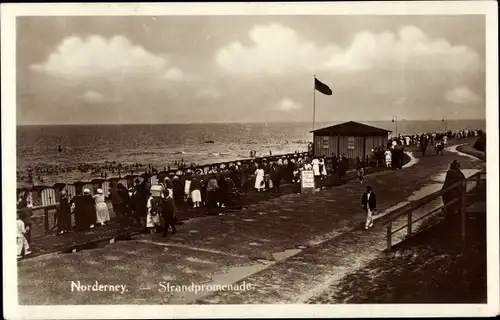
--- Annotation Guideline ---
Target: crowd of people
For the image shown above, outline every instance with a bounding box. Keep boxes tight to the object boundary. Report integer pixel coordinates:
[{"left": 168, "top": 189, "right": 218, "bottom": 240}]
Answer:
[{"left": 15, "top": 128, "right": 484, "bottom": 258}]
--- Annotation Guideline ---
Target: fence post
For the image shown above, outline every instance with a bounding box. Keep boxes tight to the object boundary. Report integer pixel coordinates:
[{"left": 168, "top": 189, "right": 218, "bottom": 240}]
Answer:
[
  {"left": 386, "top": 221, "right": 392, "bottom": 249},
  {"left": 44, "top": 207, "right": 49, "bottom": 235},
  {"left": 461, "top": 180, "right": 467, "bottom": 244},
  {"left": 407, "top": 212, "right": 412, "bottom": 236}
]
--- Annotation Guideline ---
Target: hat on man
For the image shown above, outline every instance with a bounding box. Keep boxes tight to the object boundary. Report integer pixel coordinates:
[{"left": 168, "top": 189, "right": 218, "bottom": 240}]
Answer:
[
  {"left": 97, "top": 188, "right": 103, "bottom": 194},
  {"left": 83, "top": 188, "right": 91, "bottom": 194}
]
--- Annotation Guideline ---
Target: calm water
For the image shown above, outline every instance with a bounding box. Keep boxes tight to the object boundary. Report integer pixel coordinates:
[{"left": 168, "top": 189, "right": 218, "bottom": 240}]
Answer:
[{"left": 17, "top": 119, "right": 485, "bottom": 184}]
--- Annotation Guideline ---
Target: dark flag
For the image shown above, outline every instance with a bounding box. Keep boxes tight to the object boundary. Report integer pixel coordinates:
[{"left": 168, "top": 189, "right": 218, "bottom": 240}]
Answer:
[{"left": 315, "top": 77, "right": 332, "bottom": 96}]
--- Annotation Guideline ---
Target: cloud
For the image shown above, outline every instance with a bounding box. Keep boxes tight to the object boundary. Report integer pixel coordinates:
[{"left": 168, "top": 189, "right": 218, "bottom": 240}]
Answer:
[
  {"left": 81, "top": 90, "right": 104, "bottom": 103},
  {"left": 276, "top": 98, "right": 302, "bottom": 111},
  {"left": 163, "top": 68, "right": 184, "bottom": 81},
  {"left": 324, "top": 26, "right": 480, "bottom": 75},
  {"left": 445, "top": 85, "right": 482, "bottom": 104},
  {"left": 215, "top": 23, "right": 337, "bottom": 74},
  {"left": 30, "top": 35, "right": 182, "bottom": 79},
  {"left": 215, "top": 24, "right": 480, "bottom": 78}
]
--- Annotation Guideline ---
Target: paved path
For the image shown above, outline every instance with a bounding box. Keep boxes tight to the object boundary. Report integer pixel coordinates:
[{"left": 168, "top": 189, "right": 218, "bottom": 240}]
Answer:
[
  {"left": 25, "top": 164, "right": 389, "bottom": 257},
  {"left": 17, "top": 138, "right": 485, "bottom": 304}
]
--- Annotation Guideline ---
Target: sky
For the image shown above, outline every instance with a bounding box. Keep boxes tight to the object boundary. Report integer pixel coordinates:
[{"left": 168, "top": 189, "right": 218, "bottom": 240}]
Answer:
[{"left": 16, "top": 15, "right": 486, "bottom": 125}]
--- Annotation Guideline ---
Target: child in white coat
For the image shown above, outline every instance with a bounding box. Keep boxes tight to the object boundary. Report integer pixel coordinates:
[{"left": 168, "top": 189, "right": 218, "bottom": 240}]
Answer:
[{"left": 17, "top": 213, "right": 31, "bottom": 259}]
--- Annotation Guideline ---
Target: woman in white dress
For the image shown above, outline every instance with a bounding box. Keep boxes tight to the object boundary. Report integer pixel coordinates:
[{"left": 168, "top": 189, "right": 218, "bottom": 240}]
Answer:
[
  {"left": 254, "top": 165, "right": 265, "bottom": 192},
  {"left": 94, "top": 188, "right": 110, "bottom": 226},
  {"left": 312, "top": 158, "right": 320, "bottom": 176},
  {"left": 384, "top": 149, "right": 392, "bottom": 168}
]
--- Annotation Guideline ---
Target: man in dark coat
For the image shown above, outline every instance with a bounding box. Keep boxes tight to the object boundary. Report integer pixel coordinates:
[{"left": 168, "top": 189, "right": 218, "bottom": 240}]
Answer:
[
  {"left": 172, "top": 176, "right": 184, "bottom": 206},
  {"left": 131, "top": 179, "right": 149, "bottom": 226},
  {"left": 331, "top": 153, "right": 338, "bottom": 174},
  {"left": 419, "top": 135, "right": 429, "bottom": 157},
  {"left": 272, "top": 164, "right": 283, "bottom": 192},
  {"left": 217, "top": 174, "right": 228, "bottom": 208},
  {"left": 56, "top": 190, "right": 72, "bottom": 234},
  {"left": 224, "top": 175, "right": 238, "bottom": 208},
  {"left": 361, "top": 185, "right": 377, "bottom": 229},
  {"left": 338, "top": 154, "right": 348, "bottom": 183},
  {"left": 82, "top": 189, "right": 97, "bottom": 229},
  {"left": 286, "top": 160, "right": 295, "bottom": 183},
  {"left": 162, "top": 193, "right": 177, "bottom": 237},
  {"left": 442, "top": 160, "right": 466, "bottom": 215},
  {"left": 110, "top": 182, "right": 126, "bottom": 223}
]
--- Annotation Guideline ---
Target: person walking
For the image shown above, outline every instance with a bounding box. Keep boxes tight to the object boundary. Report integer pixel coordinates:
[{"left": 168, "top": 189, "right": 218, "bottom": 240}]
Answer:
[
  {"left": 131, "top": 179, "right": 148, "bottom": 226},
  {"left": 320, "top": 158, "right": 328, "bottom": 179},
  {"left": 94, "top": 188, "right": 110, "bottom": 226},
  {"left": 146, "top": 192, "right": 162, "bottom": 234},
  {"left": 361, "top": 185, "right": 377, "bottom": 229},
  {"left": 17, "top": 196, "right": 33, "bottom": 244},
  {"left": 162, "top": 191, "right": 177, "bottom": 237},
  {"left": 419, "top": 135, "right": 429, "bottom": 157},
  {"left": 331, "top": 153, "right": 338, "bottom": 174},
  {"left": 312, "top": 157, "right": 320, "bottom": 177},
  {"left": 254, "top": 165, "right": 265, "bottom": 192},
  {"left": 217, "top": 174, "right": 227, "bottom": 208},
  {"left": 356, "top": 157, "right": 365, "bottom": 184},
  {"left": 442, "top": 160, "right": 466, "bottom": 216},
  {"left": 190, "top": 177, "right": 202, "bottom": 208},
  {"left": 82, "top": 188, "right": 97, "bottom": 229},
  {"left": 338, "top": 154, "right": 348, "bottom": 184},
  {"left": 206, "top": 175, "right": 219, "bottom": 208},
  {"left": 110, "top": 183, "right": 126, "bottom": 223},
  {"left": 384, "top": 148, "right": 392, "bottom": 168},
  {"left": 56, "top": 190, "right": 72, "bottom": 234},
  {"left": 17, "top": 212, "right": 31, "bottom": 259},
  {"left": 70, "top": 190, "right": 86, "bottom": 231}
]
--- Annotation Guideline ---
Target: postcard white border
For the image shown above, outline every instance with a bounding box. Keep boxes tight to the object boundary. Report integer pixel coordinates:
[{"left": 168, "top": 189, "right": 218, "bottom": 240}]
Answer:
[{"left": 2, "top": 1, "right": 499, "bottom": 319}]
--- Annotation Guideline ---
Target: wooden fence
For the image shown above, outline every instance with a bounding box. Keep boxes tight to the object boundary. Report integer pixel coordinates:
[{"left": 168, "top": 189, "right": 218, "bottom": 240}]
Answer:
[
  {"left": 384, "top": 170, "right": 486, "bottom": 249},
  {"left": 17, "top": 152, "right": 310, "bottom": 206}
]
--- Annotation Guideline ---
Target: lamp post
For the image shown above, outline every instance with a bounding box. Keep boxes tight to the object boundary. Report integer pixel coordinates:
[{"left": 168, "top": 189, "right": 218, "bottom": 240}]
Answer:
[{"left": 392, "top": 116, "right": 398, "bottom": 137}]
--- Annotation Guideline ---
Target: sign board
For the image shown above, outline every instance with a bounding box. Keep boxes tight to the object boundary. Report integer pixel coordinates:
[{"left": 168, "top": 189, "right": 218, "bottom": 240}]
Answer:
[
  {"left": 301, "top": 170, "right": 315, "bottom": 193},
  {"left": 348, "top": 137, "right": 355, "bottom": 150},
  {"left": 322, "top": 137, "right": 329, "bottom": 149}
]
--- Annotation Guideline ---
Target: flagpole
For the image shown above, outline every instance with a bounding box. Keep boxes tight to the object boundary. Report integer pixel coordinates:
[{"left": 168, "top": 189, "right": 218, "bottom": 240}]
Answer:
[{"left": 313, "top": 75, "right": 316, "bottom": 130}]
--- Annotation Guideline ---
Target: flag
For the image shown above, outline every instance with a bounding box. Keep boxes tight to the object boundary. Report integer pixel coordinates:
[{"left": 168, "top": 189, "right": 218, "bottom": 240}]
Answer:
[{"left": 315, "top": 77, "right": 332, "bottom": 95}]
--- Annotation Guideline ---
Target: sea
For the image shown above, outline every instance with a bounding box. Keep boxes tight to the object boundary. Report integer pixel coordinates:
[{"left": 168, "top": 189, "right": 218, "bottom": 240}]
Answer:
[{"left": 16, "top": 119, "right": 485, "bottom": 186}]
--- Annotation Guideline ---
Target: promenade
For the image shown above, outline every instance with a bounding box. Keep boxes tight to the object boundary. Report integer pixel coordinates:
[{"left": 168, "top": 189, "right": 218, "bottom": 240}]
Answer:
[{"left": 17, "top": 138, "right": 486, "bottom": 304}]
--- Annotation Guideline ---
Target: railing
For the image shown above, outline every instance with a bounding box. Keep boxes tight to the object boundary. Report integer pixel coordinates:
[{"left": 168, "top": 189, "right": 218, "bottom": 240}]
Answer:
[
  {"left": 20, "top": 203, "right": 59, "bottom": 236},
  {"left": 384, "top": 170, "right": 486, "bottom": 249}
]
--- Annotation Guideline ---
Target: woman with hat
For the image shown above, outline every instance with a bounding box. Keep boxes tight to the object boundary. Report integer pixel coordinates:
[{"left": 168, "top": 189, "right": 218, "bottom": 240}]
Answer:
[
  {"left": 94, "top": 188, "right": 110, "bottom": 226},
  {"left": 82, "top": 188, "right": 97, "bottom": 229}
]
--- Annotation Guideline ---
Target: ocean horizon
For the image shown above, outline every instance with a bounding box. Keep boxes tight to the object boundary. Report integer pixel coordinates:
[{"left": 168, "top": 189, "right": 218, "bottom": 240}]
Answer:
[{"left": 17, "top": 119, "right": 485, "bottom": 186}]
